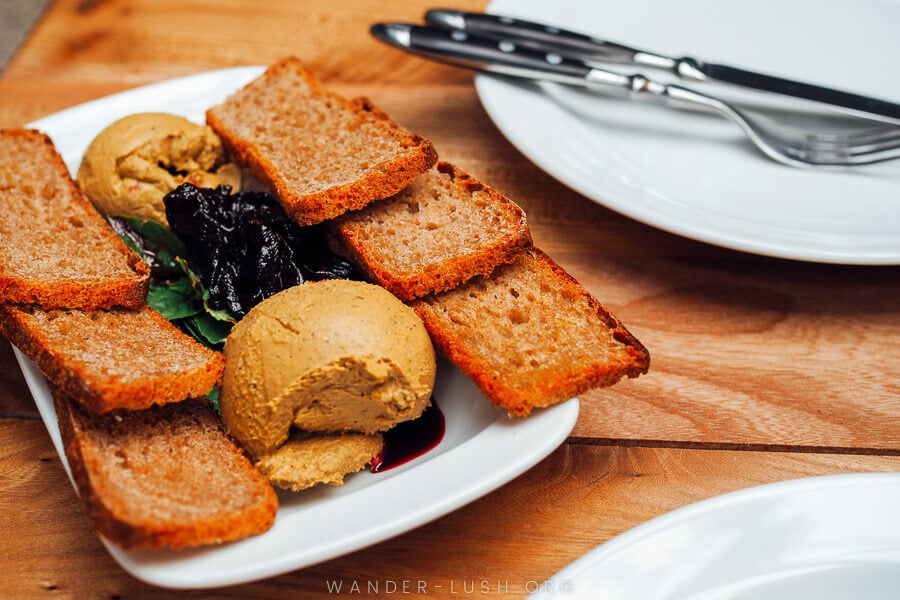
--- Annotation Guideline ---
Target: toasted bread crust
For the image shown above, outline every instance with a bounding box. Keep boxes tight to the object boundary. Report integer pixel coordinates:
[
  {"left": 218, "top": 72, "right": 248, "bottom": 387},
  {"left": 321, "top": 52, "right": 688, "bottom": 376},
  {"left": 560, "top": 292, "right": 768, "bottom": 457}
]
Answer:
[
  {"left": 0, "top": 129, "right": 150, "bottom": 310},
  {"left": 331, "top": 162, "right": 532, "bottom": 301},
  {"left": 206, "top": 57, "right": 437, "bottom": 225},
  {"left": 0, "top": 276, "right": 149, "bottom": 312},
  {"left": 0, "top": 303, "right": 224, "bottom": 414},
  {"left": 412, "top": 247, "right": 650, "bottom": 416},
  {"left": 55, "top": 393, "right": 277, "bottom": 550}
]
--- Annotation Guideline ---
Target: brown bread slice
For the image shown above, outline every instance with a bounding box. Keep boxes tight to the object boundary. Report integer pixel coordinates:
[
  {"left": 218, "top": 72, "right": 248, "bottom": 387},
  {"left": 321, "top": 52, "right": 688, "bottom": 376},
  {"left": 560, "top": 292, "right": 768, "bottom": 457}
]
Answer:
[
  {"left": 411, "top": 247, "right": 650, "bottom": 416},
  {"left": 330, "top": 162, "right": 532, "bottom": 301},
  {"left": 0, "top": 303, "right": 223, "bottom": 414},
  {"left": 206, "top": 57, "right": 438, "bottom": 225},
  {"left": 0, "top": 129, "right": 149, "bottom": 310},
  {"left": 54, "top": 392, "right": 278, "bottom": 550}
]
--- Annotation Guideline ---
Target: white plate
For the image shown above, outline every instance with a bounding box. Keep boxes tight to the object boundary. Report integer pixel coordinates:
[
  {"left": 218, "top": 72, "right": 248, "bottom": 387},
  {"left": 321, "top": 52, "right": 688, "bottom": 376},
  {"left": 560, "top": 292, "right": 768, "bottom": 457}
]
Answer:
[
  {"left": 529, "top": 473, "right": 900, "bottom": 599},
  {"left": 478, "top": 0, "right": 900, "bottom": 264},
  {"left": 19, "top": 67, "right": 579, "bottom": 589}
]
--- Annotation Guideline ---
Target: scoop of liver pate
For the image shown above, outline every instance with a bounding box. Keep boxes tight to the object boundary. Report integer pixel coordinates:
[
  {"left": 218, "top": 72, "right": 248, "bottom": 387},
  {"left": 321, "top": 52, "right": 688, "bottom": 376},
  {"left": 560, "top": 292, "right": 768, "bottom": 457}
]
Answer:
[
  {"left": 219, "top": 280, "right": 436, "bottom": 488},
  {"left": 77, "top": 112, "right": 241, "bottom": 225}
]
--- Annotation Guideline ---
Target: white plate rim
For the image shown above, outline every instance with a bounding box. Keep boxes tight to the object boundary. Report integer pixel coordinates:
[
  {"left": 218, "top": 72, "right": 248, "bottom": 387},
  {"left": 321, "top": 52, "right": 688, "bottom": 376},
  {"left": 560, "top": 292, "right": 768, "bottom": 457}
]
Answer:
[
  {"left": 17, "top": 66, "right": 580, "bottom": 589},
  {"left": 477, "top": 0, "right": 900, "bottom": 266},
  {"left": 529, "top": 472, "right": 900, "bottom": 599}
]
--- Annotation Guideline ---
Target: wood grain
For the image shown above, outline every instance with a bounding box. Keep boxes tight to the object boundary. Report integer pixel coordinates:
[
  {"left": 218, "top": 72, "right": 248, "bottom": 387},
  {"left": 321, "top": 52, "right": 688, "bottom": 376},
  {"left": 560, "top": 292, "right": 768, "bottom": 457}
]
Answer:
[
  {"left": 2, "top": 418, "right": 899, "bottom": 599},
  {"left": 1, "top": 0, "right": 483, "bottom": 84},
  {"left": 0, "top": 0, "right": 899, "bottom": 594}
]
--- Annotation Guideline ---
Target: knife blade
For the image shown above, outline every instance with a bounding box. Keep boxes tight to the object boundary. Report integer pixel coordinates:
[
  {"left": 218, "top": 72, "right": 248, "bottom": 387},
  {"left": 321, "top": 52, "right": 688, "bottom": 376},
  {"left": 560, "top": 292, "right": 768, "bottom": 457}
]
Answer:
[{"left": 424, "top": 8, "right": 900, "bottom": 126}]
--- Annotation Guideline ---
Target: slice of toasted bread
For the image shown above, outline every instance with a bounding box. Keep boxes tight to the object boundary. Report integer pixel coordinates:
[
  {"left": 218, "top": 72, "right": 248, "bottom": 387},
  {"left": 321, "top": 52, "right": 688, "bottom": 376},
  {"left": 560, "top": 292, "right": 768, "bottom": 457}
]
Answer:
[
  {"left": 329, "top": 162, "right": 532, "bottom": 301},
  {"left": 0, "top": 129, "right": 149, "bottom": 310},
  {"left": 54, "top": 391, "right": 278, "bottom": 550},
  {"left": 0, "top": 303, "right": 223, "bottom": 414},
  {"left": 206, "top": 57, "right": 438, "bottom": 225},
  {"left": 411, "top": 247, "right": 650, "bottom": 416}
]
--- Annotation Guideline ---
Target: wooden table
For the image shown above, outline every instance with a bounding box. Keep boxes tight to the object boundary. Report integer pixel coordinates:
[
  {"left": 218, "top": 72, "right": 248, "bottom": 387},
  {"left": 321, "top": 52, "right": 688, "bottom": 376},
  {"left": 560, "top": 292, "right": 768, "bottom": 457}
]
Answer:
[{"left": 1, "top": 1, "right": 898, "bottom": 597}]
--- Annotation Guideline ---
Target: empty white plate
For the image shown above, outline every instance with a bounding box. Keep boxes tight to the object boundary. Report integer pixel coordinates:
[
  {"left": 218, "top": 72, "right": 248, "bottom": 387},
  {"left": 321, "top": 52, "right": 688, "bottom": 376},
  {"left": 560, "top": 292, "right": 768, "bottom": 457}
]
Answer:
[
  {"left": 529, "top": 473, "right": 900, "bottom": 599},
  {"left": 478, "top": 0, "right": 900, "bottom": 264}
]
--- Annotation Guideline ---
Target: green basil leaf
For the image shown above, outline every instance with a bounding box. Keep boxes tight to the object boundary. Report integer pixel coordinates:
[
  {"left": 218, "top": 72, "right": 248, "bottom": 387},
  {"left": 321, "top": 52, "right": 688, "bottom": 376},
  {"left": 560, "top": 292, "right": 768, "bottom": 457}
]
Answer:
[
  {"left": 176, "top": 257, "right": 238, "bottom": 324},
  {"left": 111, "top": 215, "right": 237, "bottom": 348},
  {"left": 147, "top": 282, "right": 203, "bottom": 320},
  {"left": 176, "top": 317, "right": 209, "bottom": 345},
  {"left": 176, "top": 314, "right": 232, "bottom": 349},
  {"left": 115, "top": 227, "right": 145, "bottom": 257},
  {"left": 165, "top": 276, "right": 196, "bottom": 296},
  {"left": 118, "top": 215, "right": 188, "bottom": 259},
  {"left": 191, "top": 314, "right": 233, "bottom": 346},
  {"left": 205, "top": 386, "right": 220, "bottom": 413}
]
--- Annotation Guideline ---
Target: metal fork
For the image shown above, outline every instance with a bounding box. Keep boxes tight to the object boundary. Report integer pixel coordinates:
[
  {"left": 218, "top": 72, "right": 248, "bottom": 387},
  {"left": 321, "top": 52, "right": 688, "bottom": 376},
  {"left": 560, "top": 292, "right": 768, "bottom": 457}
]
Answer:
[
  {"left": 633, "top": 83, "right": 900, "bottom": 167},
  {"left": 371, "top": 23, "right": 900, "bottom": 168}
]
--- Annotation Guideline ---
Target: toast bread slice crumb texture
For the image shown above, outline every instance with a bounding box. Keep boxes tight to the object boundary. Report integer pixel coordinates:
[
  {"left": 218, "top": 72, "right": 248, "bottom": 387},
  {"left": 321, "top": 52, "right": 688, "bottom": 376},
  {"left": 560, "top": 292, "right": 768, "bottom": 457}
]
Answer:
[
  {"left": 330, "top": 162, "right": 532, "bottom": 301},
  {"left": 411, "top": 247, "right": 649, "bottom": 416},
  {"left": 206, "top": 57, "right": 438, "bottom": 225},
  {"left": 0, "top": 303, "right": 224, "bottom": 414},
  {"left": 0, "top": 129, "right": 150, "bottom": 310},
  {"left": 54, "top": 392, "right": 278, "bottom": 550}
]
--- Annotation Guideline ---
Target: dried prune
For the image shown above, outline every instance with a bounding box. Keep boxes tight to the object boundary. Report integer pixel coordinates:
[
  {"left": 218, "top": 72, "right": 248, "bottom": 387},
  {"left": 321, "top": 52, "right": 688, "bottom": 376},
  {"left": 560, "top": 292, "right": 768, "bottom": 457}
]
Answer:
[{"left": 164, "top": 184, "right": 361, "bottom": 318}]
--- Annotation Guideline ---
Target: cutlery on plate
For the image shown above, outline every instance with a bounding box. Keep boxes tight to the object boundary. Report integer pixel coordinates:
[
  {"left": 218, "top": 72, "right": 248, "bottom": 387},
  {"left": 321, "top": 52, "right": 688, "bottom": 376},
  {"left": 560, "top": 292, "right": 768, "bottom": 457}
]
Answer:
[
  {"left": 370, "top": 22, "right": 900, "bottom": 167},
  {"left": 424, "top": 8, "right": 900, "bottom": 127}
]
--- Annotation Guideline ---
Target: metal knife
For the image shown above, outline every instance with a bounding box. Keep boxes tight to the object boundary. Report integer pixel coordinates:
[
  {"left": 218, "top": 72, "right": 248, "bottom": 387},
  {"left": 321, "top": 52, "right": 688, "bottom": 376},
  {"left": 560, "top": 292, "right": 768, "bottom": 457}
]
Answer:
[
  {"left": 370, "top": 23, "right": 738, "bottom": 113},
  {"left": 423, "top": 8, "right": 900, "bottom": 126}
]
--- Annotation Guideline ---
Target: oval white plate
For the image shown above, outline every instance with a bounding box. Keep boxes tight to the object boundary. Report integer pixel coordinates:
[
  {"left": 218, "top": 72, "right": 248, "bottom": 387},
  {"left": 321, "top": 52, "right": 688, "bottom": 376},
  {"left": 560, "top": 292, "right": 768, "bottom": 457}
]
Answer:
[
  {"left": 478, "top": 0, "right": 900, "bottom": 264},
  {"left": 20, "top": 67, "right": 580, "bottom": 589},
  {"left": 530, "top": 473, "right": 900, "bottom": 599}
]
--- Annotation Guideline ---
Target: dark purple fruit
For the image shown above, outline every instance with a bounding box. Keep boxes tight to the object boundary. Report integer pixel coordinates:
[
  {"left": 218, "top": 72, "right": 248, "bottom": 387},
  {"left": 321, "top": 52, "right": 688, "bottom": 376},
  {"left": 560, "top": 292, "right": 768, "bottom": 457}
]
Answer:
[{"left": 164, "top": 184, "right": 361, "bottom": 318}]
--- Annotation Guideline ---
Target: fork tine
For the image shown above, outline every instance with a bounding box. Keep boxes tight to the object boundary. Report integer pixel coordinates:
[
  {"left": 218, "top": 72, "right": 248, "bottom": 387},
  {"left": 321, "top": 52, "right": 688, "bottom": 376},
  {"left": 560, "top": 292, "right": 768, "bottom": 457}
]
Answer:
[
  {"left": 801, "top": 125, "right": 900, "bottom": 165},
  {"left": 806, "top": 143, "right": 900, "bottom": 166},
  {"left": 846, "top": 126, "right": 900, "bottom": 145},
  {"left": 845, "top": 144, "right": 900, "bottom": 162},
  {"left": 843, "top": 132, "right": 900, "bottom": 157},
  {"left": 807, "top": 126, "right": 900, "bottom": 146}
]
